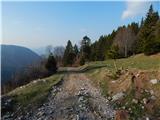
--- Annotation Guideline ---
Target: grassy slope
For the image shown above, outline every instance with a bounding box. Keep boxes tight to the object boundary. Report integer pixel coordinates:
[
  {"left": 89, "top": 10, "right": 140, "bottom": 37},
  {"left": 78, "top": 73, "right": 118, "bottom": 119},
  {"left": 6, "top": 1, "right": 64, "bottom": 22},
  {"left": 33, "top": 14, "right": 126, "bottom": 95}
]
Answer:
[
  {"left": 86, "top": 53, "right": 160, "bottom": 71},
  {"left": 85, "top": 53, "right": 160, "bottom": 93},
  {"left": 85, "top": 54, "right": 160, "bottom": 95},
  {"left": 6, "top": 74, "right": 63, "bottom": 110},
  {"left": 59, "top": 54, "right": 160, "bottom": 74},
  {"left": 85, "top": 54, "right": 160, "bottom": 118}
]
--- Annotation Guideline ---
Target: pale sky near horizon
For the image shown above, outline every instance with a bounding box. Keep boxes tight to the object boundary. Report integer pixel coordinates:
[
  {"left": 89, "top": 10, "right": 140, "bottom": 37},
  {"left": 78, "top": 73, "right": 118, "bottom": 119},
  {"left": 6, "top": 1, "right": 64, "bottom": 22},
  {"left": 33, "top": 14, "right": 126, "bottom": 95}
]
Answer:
[{"left": 2, "top": 1, "right": 160, "bottom": 49}]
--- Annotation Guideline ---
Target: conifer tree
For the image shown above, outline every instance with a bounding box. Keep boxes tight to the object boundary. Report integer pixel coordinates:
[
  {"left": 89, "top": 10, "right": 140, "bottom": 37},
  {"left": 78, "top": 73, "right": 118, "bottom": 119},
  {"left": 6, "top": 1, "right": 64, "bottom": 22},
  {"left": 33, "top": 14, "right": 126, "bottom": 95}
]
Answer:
[
  {"left": 63, "top": 40, "right": 75, "bottom": 66},
  {"left": 45, "top": 53, "right": 57, "bottom": 74},
  {"left": 137, "top": 5, "right": 159, "bottom": 55},
  {"left": 73, "top": 44, "right": 79, "bottom": 56},
  {"left": 80, "top": 36, "right": 91, "bottom": 61}
]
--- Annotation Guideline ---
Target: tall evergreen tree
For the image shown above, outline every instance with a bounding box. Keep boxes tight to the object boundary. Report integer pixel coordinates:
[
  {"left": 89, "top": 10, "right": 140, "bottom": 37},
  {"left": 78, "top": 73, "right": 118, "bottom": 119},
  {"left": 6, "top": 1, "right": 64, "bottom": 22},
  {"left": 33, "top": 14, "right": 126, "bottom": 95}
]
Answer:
[
  {"left": 73, "top": 44, "right": 79, "bottom": 56},
  {"left": 137, "top": 5, "right": 159, "bottom": 54},
  {"left": 80, "top": 36, "right": 91, "bottom": 61},
  {"left": 63, "top": 40, "right": 75, "bottom": 66},
  {"left": 140, "top": 17, "right": 144, "bottom": 27},
  {"left": 129, "top": 22, "right": 139, "bottom": 35},
  {"left": 155, "top": 20, "right": 160, "bottom": 41},
  {"left": 90, "top": 41, "right": 98, "bottom": 61},
  {"left": 45, "top": 53, "right": 57, "bottom": 74}
]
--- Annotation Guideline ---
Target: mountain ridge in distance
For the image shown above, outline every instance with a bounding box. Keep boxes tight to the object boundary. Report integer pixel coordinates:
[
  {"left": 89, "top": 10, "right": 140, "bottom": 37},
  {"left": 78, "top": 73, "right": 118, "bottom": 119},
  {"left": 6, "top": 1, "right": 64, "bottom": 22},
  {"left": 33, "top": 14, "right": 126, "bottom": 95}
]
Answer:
[{"left": 1, "top": 44, "right": 41, "bottom": 84}]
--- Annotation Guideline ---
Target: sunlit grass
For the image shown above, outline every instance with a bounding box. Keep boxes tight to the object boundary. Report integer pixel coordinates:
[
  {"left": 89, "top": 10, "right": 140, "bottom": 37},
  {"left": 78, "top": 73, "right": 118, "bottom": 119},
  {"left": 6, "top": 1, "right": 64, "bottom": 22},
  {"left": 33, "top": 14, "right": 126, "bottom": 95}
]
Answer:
[
  {"left": 86, "top": 53, "right": 160, "bottom": 71},
  {"left": 7, "top": 74, "right": 63, "bottom": 107}
]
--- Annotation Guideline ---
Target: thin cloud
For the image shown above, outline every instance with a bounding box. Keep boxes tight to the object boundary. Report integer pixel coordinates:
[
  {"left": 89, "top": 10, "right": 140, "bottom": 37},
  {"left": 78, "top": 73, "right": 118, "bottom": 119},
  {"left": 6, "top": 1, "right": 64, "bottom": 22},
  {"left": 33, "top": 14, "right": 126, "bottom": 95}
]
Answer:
[{"left": 122, "top": 1, "right": 151, "bottom": 20}]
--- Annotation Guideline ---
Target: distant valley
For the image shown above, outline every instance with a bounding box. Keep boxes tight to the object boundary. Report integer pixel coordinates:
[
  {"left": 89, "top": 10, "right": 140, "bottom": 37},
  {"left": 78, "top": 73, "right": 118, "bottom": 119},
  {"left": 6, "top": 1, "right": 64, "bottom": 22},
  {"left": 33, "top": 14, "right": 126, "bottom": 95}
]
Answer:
[{"left": 1, "top": 44, "right": 41, "bottom": 84}]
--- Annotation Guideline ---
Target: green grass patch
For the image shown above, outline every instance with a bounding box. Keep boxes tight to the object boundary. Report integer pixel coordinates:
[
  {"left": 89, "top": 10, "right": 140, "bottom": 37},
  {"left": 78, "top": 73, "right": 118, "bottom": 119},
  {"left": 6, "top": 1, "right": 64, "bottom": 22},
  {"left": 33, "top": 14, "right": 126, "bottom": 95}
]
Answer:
[
  {"left": 99, "top": 80, "right": 109, "bottom": 97},
  {"left": 85, "top": 54, "right": 160, "bottom": 71},
  {"left": 7, "top": 74, "right": 63, "bottom": 108}
]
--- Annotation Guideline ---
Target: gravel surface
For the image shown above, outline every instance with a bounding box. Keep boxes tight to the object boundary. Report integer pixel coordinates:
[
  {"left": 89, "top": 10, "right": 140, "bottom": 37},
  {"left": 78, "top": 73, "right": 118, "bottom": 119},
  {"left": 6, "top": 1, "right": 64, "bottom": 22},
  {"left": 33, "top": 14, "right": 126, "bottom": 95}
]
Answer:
[{"left": 4, "top": 73, "right": 115, "bottom": 120}]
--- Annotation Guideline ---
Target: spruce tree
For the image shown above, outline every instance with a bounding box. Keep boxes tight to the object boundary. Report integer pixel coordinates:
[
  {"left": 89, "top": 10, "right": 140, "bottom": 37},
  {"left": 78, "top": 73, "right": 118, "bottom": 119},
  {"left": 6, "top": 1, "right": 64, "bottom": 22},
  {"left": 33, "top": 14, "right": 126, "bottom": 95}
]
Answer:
[
  {"left": 80, "top": 36, "right": 91, "bottom": 61},
  {"left": 137, "top": 5, "right": 159, "bottom": 55},
  {"left": 153, "top": 19, "right": 160, "bottom": 53},
  {"left": 45, "top": 53, "right": 57, "bottom": 74},
  {"left": 73, "top": 44, "right": 79, "bottom": 56},
  {"left": 63, "top": 40, "right": 75, "bottom": 66}
]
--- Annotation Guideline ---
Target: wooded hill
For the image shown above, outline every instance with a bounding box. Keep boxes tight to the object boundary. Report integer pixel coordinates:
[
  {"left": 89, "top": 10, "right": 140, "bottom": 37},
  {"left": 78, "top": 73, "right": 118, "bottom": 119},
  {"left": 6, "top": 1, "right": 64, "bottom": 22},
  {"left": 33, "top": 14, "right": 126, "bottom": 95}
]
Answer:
[{"left": 62, "top": 5, "right": 160, "bottom": 66}]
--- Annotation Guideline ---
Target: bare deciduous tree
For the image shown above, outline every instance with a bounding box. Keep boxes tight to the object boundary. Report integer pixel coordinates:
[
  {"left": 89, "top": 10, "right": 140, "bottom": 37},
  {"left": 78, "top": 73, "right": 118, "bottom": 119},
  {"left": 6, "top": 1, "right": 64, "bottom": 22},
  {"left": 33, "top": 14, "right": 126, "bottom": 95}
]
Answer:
[
  {"left": 113, "top": 26, "right": 136, "bottom": 57},
  {"left": 53, "top": 46, "right": 65, "bottom": 66}
]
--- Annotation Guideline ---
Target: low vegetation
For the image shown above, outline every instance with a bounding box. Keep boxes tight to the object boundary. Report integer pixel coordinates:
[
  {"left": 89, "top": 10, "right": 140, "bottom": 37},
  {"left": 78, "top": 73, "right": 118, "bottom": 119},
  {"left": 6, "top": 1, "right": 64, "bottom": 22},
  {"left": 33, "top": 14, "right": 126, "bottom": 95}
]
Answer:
[
  {"left": 2, "top": 74, "right": 63, "bottom": 115},
  {"left": 85, "top": 54, "right": 160, "bottom": 119}
]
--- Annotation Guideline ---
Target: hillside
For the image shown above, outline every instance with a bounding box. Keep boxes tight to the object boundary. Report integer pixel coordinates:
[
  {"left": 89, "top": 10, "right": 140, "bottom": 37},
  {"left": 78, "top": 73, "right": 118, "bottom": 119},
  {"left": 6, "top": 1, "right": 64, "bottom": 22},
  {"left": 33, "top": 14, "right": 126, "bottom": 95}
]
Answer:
[
  {"left": 1, "top": 45, "right": 41, "bottom": 84},
  {"left": 1, "top": 54, "right": 160, "bottom": 120},
  {"left": 85, "top": 54, "right": 160, "bottom": 119}
]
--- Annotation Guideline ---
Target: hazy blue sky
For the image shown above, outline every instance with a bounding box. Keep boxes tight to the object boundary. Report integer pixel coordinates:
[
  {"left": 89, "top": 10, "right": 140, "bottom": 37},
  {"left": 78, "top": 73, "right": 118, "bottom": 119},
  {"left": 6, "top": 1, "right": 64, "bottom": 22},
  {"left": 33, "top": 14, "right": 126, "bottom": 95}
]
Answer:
[{"left": 2, "top": 1, "right": 160, "bottom": 49}]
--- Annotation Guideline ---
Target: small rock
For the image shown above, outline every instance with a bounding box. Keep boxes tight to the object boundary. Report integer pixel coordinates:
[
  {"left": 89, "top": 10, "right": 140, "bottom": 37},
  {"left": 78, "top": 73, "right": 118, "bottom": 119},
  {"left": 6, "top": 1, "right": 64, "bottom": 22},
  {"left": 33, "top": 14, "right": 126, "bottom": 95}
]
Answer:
[
  {"left": 122, "top": 106, "right": 125, "bottom": 109},
  {"left": 128, "top": 108, "right": 132, "bottom": 111},
  {"left": 143, "top": 98, "right": 147, "bottom": 104},
  {"left": 37, "top": 111, "right": 44, "bottom": 116},
  {"left": 150, "top": 79, "right": 158, "bottom": 84},
  {"left": 132, "top": 99, "right": 138, "bottom": 104},
  {"left": 150, "top": 90, "right": 154, "bottom": 95},
  {"left": 144, "top": 89, "right": 149, "bottom": 93},
  {"left": 136, "top": 73, "right": 140, "bottom": 77},
  {"left": 112, "top": 92, "right": 125, "bottom": 101},
  {"left": 78, "top": 96, "right": 84, "bottom": 102},
  {"left": 42, "top": 79, "right": 46, "bottom": 82},
  {"left": 33, "top": 80, "right": 37, "bottom": 84},
  {"left": 111, "top": 81, "right": 116, "bottom": 83},
  {"left": 76, "top": 115, "right": 79, "bottom": 120},
  {"left": 150, "top": 95, "right": 156, "bottom": 100},
  {"left": 106, "top": 99, "right": 109, "bottom": 103},
  {"left": 108, "top": 96, "right": 112, "bottom": 101},
  {"left": 81, "top": 87, "right": 85, "bottom": 91}
]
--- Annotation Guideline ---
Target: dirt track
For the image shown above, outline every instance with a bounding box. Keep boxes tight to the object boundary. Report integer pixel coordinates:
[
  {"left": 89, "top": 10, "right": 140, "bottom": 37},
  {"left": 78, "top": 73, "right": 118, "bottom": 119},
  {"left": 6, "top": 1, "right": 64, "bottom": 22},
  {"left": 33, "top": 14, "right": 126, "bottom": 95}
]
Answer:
[{"left": 22, "top": 73, "right": 115, "bottom": 120}]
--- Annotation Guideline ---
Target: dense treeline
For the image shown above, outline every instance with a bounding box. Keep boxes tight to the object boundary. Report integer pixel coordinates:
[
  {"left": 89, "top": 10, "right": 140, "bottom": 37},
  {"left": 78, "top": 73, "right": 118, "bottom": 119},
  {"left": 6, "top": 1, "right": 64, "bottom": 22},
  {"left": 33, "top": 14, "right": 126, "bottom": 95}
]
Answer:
[{"left": 62, "top": 5, "right": 160, "bottom": 66}]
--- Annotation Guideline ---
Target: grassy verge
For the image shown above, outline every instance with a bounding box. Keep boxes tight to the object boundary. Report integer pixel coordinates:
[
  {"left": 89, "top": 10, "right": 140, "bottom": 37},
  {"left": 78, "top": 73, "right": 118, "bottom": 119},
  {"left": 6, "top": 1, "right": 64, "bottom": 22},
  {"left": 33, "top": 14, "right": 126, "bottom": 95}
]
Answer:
[{"left": 7, "top": 74, "right": 63, "bottom": 109}]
